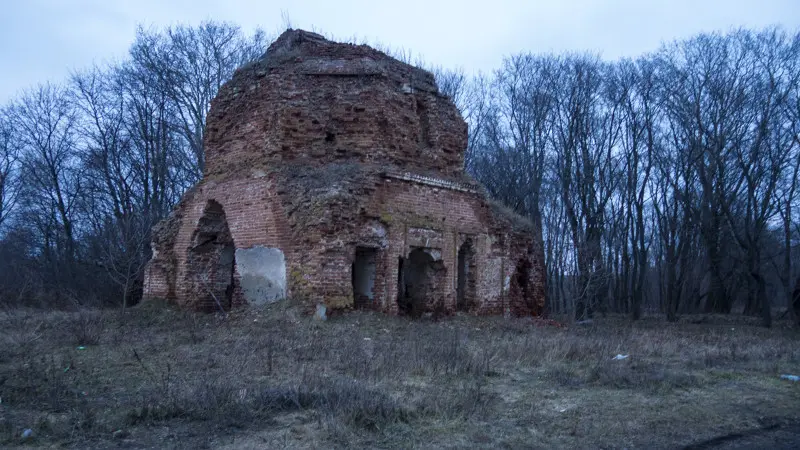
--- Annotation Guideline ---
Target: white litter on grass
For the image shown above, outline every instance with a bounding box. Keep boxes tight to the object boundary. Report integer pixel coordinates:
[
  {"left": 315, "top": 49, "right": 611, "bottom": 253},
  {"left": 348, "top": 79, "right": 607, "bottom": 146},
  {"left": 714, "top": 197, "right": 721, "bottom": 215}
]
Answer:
[
  {"left": 314, "top": 304, "right": 327, "bottom": 321},
  {"left": 780, "top": 374, "right": 799, "bottom": 382},
  {"left": 612, "top": 354, "right": 630, "bottom": 361},
  {"left": 21, "top": 429, "right": 32, "bottom": 439}
]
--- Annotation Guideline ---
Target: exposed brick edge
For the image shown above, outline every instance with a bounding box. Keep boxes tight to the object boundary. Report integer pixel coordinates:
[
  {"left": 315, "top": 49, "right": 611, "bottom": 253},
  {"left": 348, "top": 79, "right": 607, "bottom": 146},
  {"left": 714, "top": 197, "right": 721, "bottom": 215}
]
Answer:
[{"left": 381, "top": 171, "right": 480, "bottom": 193}]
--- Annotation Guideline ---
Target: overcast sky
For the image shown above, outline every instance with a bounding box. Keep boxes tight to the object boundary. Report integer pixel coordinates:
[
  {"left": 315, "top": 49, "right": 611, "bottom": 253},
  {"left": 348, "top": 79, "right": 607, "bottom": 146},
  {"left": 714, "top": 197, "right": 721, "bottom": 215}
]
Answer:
[{"left": 1, "top": 0, "right": 798, "bottom": 103}]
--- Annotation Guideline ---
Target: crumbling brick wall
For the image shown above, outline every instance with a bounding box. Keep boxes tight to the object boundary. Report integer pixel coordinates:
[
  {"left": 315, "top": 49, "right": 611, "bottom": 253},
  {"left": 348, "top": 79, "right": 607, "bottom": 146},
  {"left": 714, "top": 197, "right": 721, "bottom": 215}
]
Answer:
[
  {"left": 143, "top": 29, "right": 546, "bottom": 317},
  {"left": 204, "top": 30, "right": 467, "bottom": 179}
]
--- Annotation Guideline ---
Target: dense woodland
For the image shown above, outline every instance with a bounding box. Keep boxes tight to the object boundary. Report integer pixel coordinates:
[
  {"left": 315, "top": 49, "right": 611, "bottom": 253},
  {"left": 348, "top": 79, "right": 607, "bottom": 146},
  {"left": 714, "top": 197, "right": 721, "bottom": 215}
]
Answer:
[{"left": 0, "top": 23, "right": 799, "bottom": 327}]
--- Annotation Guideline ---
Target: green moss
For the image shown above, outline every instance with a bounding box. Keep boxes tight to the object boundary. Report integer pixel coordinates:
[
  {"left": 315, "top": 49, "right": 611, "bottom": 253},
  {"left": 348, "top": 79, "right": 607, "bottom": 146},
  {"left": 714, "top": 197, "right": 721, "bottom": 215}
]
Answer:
[
  {"left": 325, "top": 295, "right": 354, "bottom": 309},
  {"left": 403, "top": 214, "right": 446, "bottom": 231},
  {"left": 288, "top": 266, "right": 314, "bottom": 301},
  {"left": 379, "top": 212, "right": 394, "bottom": 225}
]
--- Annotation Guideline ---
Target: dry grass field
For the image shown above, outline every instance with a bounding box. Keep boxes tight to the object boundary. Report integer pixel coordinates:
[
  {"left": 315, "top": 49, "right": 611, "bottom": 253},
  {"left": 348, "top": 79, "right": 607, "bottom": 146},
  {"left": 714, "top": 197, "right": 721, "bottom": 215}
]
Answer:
[{"left": 0, "top": 301, "right": 798, "bottom": 449}]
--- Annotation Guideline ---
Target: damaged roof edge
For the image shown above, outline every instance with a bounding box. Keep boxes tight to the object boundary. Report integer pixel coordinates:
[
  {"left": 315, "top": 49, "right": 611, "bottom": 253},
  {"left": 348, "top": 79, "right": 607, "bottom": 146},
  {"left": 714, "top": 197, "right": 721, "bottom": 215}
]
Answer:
[
  {"left": 242, "top": 28, "right": 439, "bottom": 90},
  {"left": 487, "top": 199, "right": 537, "bottom": 233},
  {"left": 380, "top": 171, "right": 480, "bottom": 193}
]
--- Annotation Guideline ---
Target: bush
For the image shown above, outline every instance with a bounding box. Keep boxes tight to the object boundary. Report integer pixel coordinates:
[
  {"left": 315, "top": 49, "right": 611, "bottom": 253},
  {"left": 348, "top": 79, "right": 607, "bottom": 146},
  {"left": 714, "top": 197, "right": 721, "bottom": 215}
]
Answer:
[{"left": 64, "top": 309, "right": 104, "bottom": 346}]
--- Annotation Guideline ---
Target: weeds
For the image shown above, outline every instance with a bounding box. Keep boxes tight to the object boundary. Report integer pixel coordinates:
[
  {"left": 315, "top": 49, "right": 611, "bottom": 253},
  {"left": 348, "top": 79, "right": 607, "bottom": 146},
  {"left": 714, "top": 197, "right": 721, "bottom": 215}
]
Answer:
[
  {"left": 587, "top": 360, "right": 702, "bottom": 392},
  {"left": 0, "top": 307, "right": 797, "bottom": 448},
  {"left": 126, "top": 370, "right": 415, "bottom": 434},
  {"left": 64, "top": 309, "right": 104, "bottom": 346}
]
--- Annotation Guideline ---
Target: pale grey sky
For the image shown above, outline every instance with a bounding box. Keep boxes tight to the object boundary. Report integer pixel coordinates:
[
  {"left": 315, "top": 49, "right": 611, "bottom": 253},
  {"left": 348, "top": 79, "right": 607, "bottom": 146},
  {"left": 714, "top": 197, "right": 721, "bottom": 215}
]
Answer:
[{"left": 1, "top": 0, "right": 798, "bottom": 103}]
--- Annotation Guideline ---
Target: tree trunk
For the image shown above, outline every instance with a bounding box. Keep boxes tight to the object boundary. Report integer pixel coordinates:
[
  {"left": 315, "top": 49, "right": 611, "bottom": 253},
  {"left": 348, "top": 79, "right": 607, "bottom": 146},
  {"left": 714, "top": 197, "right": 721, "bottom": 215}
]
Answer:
[
  {"left": 756, "top": 271, "right": 771, "bottom": 328},
  {"left": 792, "top": 274, "right": 800, "bottom": 328}
]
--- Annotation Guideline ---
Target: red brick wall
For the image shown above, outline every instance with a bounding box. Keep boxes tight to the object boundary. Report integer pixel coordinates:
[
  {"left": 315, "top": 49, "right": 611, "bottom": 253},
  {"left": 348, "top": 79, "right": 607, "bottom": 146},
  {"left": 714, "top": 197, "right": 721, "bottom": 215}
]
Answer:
[
  {"left": 357, "top": 177, "right": 543, "bottom": 316},
  {"left": 144, "top": 172, "right": 546, "bottom": 316},
  {"left": 144, "top": 175, "right": 296, "bottom": 310},
  {"left": 203, "top": 35, "right": 467, "bottom": 181},
  {"left": 143, "top": 30, "right": 545, "bottom": 316}
]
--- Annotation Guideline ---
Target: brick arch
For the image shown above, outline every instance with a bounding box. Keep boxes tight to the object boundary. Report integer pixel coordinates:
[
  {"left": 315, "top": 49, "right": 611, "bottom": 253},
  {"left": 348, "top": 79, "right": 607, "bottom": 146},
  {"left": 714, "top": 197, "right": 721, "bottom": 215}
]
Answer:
[
  {"left": 184, "top": 200, "right": 236, "bottom": 311},
  {"left": 398, "top": 248, "right": 446, "bottom": 317}
]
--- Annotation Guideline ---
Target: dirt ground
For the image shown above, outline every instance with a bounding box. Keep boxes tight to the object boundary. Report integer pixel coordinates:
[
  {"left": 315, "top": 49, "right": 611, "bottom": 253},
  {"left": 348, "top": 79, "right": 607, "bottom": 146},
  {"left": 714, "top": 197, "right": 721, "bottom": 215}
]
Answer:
[{"left": 0, "top": 301, "right": 798, "bottom": 449}]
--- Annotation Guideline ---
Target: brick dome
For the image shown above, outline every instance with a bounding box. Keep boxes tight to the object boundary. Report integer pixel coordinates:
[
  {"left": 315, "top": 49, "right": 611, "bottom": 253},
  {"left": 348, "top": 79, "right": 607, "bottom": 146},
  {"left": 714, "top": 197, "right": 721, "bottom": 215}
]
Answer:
[{"left": 204, "top": 29, "right": 468, "bottom": 178}]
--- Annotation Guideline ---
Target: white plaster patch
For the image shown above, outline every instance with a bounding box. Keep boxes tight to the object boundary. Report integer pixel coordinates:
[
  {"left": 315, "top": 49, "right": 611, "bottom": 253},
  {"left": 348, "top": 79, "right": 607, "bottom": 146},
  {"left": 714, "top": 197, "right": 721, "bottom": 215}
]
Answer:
[
  {"left": 235, "top": 246, "right": 286, "bottom": 305},
  {"left": 424, "top": 248, "right": 443, "bottom": 261},
  {"left": 369, "top": 223, "right": 387, "bottom": 239},
  {"left": 359, "top": 221, "right": 388, "bottom": 248},
  {"left": 409, "top": 227, "right": 442, "bottom": 240},
  {"left": 408, "top": 227, "right": 444, "bottom": 251}
]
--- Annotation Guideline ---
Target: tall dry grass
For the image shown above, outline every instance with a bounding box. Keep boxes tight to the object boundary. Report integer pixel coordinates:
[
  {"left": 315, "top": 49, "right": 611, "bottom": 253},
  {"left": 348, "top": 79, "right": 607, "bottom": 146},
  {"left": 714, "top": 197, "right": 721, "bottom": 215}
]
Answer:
[{"left": 0, "top": 303, "right": 797, "bottom": 448}]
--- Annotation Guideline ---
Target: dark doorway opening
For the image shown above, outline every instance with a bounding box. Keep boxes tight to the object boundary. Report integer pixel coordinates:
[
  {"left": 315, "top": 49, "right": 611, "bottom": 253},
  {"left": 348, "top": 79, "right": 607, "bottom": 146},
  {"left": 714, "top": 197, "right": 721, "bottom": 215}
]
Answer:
[
  {"left": 398, "top": 248, "right": 445, "bottom": 317},
  {"left": 509, "top": 258, "right": 533, "bottom": 315},
  {"left": 456, "top": 239, "right": 476, "bottom": 311},
  {"left": 397, "top": 256, "right": 405, "bottom": 308},
  {"left": 352, "top": 247, "right": 378, "bottom": 308},
  {"left": 186, "top": 200, "right": 236, "bottom": 311},
  {"left": 513, "top": 258, "right": 531, "bottom": 299}
]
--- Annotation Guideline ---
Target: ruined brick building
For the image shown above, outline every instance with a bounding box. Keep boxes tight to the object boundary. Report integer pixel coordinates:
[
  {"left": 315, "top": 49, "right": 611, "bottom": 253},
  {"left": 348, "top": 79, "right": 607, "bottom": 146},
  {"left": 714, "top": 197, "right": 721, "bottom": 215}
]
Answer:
[{"left": 143, "top": 29, "right": 546, "bottom": 316}]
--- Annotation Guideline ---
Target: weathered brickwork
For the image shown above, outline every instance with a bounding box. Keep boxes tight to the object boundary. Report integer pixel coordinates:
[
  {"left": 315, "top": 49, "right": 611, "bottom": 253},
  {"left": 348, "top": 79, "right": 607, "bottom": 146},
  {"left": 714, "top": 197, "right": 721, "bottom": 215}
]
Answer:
[{"left": 143, "top": 29, "right": 546, "bottom": 316}]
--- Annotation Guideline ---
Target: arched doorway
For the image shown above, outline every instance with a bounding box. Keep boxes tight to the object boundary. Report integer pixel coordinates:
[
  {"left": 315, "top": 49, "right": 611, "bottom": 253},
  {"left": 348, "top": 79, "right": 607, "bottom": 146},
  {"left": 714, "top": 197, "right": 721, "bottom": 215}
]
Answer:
[
  {"left": 186, "top": 200, "right": 236, "bottom": 311},
  {"left": 456, "top": 239, "right": 476, "bottom": 312},
  {"left": 398, "top": 248, "right": 445, "bottom": 317}
]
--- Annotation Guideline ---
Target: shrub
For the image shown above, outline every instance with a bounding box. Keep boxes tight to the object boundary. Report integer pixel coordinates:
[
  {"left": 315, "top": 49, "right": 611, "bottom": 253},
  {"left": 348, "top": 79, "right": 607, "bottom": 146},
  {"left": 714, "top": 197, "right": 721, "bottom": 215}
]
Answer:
[{"left": 64, "top": 309, "right": 104, "bottom": 346}]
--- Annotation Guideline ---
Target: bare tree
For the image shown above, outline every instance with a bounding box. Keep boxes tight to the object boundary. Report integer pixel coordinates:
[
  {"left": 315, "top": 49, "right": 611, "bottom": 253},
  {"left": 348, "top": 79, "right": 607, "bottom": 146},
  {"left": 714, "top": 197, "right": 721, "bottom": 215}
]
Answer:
[
  {"left": 72, "top": 65, "right": 152, "bottom": 308},
  {"left": 11, "top": 83, "right": 81, "bottom": 264},
  {"left": 0, "top": 108, "right": 21, "bottom": 231},
  {"left": 779, "top": 31, "right": 800, "bottom": 325},
  {"left": 118, "top": 60, "right": 187, "bottom": 220},
  {"left": 717, "top": 29, "right": 797, "bottom": 327},
  {"left": 656, "top": 33, "right": 750, "bottom": 315},
  {"left": 549, "top": 55, "right": 624, "bottom": 320},
  {"left": 129, "top": 22, "right": 269, "bottom": 176}
]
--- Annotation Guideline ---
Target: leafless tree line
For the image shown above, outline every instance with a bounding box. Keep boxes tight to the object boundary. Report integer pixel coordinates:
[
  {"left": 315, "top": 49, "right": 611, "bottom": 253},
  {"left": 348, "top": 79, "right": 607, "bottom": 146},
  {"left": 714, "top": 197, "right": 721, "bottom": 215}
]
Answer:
[
  {"left": 0, "top": 21, "right": 269, "bottom": 308},
  {"left": 438, "top": 27, "right": 800, "bottom": 327},
  {"left": 1, "top": 23, "right": 798, "bottom": 327}
]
